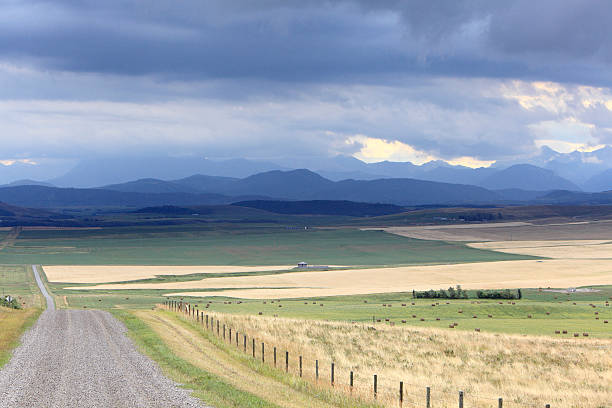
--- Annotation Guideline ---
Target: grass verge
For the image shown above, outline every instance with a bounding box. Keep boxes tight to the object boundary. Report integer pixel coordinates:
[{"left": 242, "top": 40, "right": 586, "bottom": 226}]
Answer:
[
  {"left": 0, "top": 307, "right": 42, "bottom": 368},
  {"left": 112, "top": 309, "right": 279, "bottom": 408},
  {"left": 114, "top": 309, "right": 378, "bottom": 408}
]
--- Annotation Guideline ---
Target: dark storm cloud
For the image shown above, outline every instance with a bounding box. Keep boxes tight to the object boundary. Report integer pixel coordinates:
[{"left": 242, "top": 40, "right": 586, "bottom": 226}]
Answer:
[
  {"left": 1, "top": 0, "right": 611, "bottom": 166},
  {"left": 2, "top": 0, "right": 612, "bottom": 85}
]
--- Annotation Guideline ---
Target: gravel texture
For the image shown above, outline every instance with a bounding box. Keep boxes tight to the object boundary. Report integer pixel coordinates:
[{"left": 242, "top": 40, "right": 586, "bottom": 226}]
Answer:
[{"left": 0, "top": 266, "right": 207, "bottom": 408}]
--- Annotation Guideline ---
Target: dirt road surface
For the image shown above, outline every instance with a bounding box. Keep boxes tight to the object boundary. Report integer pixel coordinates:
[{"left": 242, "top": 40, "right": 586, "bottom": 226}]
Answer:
[{"left": 0, "top": 265, "right": 206, "bottom": 408}]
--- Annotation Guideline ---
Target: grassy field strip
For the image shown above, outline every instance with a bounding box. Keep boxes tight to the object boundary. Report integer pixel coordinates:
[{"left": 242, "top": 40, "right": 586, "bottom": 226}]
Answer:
[
  {"left": 112, "top": 309, "right": 282, "bottom": 408},
  {"left": 79, "top": 259, "right": 612, "bottom": 299},
  {"left": 0, "top": 227, "right": 21, "bottom": 250},
  {"left": 187, "top": 310, "right": 612, "bottom": 408},
  {"left": 0, "top": 228, "right": 530, "bottom": 266},
  {"left": 379, "top": 223, "right": 533, "bottom": 241},
  {"left": 0, "top": 265, "right": 44, "bottom": 368},
  {"left": 43, "top": 265, "right": 295, "bottom": 284},
  {"left": 0, "top": 265, "right": 44, "bottom": 309},
  {"left": 128, "top": 309, "right": 376, "bottom": 408},
  {"left": 0, "top": 307, "right": 42, "bottom": 367},
  {"left": 383, "top": 220, "right": 612, "bottom": 242},
  {"left": 171, "top": 290, "right": 612, "bottom": 338},
  {"left": 469, "top": 240, "right": 612, "bottom": 259}
]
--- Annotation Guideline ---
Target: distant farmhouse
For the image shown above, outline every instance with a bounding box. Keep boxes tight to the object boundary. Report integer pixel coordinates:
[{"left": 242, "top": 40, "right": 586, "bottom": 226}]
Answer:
[{"left": 296, "top": 262, "right": 329, "bottom": 270}]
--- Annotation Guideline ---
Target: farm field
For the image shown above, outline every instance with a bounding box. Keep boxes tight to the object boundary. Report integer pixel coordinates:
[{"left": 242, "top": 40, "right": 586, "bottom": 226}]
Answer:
[
  {"left": 76, "top": 259, "right": 612, "bottom": 298},
  {"left": 181, "top": 287, "right": 612, "bottom": 338},
  {"left": 131, "top": 307, "right": 612, "bottom": 408},
  {"left": 25, "top": 218, "right": 612, "bottom": 407},
  {"left": 469, "top": 240, "right": 612, "bottom": 258},
  {"left": 0, "top": 265, "right": 43, "bottom": 367},
  {"left": 384, "top": 219, "right": 612, "bottom": 241},
  {"left": 43, "top": 265, "right": 295, "bottom": 284},
  {"left": 49, "top": 283, "right": 612, "bottom": 337},
  {"left": 0, "top": 226, "right": 529, "bottom": 266}
]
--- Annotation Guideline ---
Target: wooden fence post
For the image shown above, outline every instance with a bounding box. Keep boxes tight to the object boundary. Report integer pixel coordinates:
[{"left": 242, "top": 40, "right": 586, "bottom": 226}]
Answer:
[
  {"left": 243, "top": 334, "right": 247, "bottom": 353},
  {"left": 252, "top": 338, "right": 255, "bottom": 358},
  {"left": 206, "top": 315, "right": 209, "bottom": 329},
  {"left": 315, "top": 360, "right": 319, "bottom": 381},
  {"left": 399, "top": 381, "right": 403, "bottom": 407},
  {"left": 235, "top": 332, "right": 238, "bottom": 347},
  {"left": 426, "top": 386, "right": 431, "bottom": 408},
  {"left": 223, "top": 324, "right": 226, "bottom": 340},
  {"left": 374, "top": 374, "right": 377, "bottom": 399},
  {"left": 285, "top": 351, "right": 289, "bottom": 372},
  {"left": 331, "top": 362, "right": 335, "bottom": 386},
  {"left": 498, "top": 398, "right": 503, "bottom": 408},
  {"left": 299, "top": 356, "right": 303, "bottom": 377},
  {"left": 459, "top": 390, "right": 464, "bottom": 408},
  {"left": 350, "top": 371, "right": 354, "bottom": 393},
  {"left": 274, "top": 347, "right": 277, "bottom": 367},
  {"left": 216, "top": 320, "right": 219, "bottom": 336},
  {"left": 262, "top": 342, "right": 265, "bottom": 363}
]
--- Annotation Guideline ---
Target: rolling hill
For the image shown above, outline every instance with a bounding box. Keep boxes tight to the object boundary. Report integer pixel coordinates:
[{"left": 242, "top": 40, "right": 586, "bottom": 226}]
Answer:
[
  {"left": 583, "top": 169, "right": 612, "bottom": 192},
  {"left": 0, "top": 185, "right": 232, "bottom": 208},
  {"left": 233, "top": 200, "right": 405, "bottom": 217},
  {"left": 479, "top": 164, "right": 579, "bottom": 191}
]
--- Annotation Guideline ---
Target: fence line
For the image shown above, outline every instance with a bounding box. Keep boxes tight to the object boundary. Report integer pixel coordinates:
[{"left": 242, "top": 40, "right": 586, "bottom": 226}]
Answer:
[{"left": 161, "top": 301, "right": 552, "bottom": 408}]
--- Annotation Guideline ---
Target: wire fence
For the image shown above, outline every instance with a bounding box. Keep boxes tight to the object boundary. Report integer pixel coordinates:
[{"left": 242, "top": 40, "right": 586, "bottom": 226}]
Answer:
[{"left": 162, "top": 300, "right": 556, "bottom": 408}]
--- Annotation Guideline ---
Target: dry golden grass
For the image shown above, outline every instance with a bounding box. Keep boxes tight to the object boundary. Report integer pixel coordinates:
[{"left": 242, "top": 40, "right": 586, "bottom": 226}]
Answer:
[
  {"left": 44, "top": 265, "right": 293, "bottom": 283},
  {"left": 379, "top": 222, "right": 532, "bottom": 241},
  {"left": 384, "top": 220, "right": 612, "bottom": 242},
  {"left": 79, "top": 258, "right": 612, "bottom": 299},
  {"left": 469, "top": 240, "right": 612, "bottom": 259},
  {"left": 195, "top": 311, "right": 612, "bottom": 408},
  {"left": 0, "top": 307, "right": 41, "bottom": 367}
]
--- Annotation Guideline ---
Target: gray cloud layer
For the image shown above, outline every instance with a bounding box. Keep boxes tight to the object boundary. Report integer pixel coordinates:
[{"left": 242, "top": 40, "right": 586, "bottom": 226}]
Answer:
[
  {"left": 3, "top": 0, "right": 612, "bottom": 84},
  {"left": 0, "top": 0, "right": 611, "bottom": 164}
]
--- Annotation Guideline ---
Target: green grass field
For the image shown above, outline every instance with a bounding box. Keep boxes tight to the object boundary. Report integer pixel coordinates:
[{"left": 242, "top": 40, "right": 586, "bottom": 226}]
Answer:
[
  {"left": 51, "top": 281, "right": 612, "bottom": 338},
  {"left": 0, "top": 265, "right": 43, "bottom": 367},
  {"left": 0, "top": 265, "right": 43, "bottom": 308},
  {"left": 0, "top": 226, "right": 532, "bottom": 266},
  {"left": 168, "top": 288, "right": 612, "bottom": 338}
]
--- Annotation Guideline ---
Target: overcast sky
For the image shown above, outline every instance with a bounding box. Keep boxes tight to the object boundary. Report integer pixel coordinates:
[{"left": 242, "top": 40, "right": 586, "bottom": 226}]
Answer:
[{"left": 1, "top": 0, "right": 612, "bottom": 168}]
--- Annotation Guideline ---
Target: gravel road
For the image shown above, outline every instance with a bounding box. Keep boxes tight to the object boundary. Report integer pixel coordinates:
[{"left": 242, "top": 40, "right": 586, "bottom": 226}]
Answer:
[{"left": 0, "top": 265, "right": 207, "bottom": 408}]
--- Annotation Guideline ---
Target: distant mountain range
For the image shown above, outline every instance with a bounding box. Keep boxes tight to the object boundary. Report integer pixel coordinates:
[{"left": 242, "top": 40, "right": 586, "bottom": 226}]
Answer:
[
  {"left": 6, "top": 145, "right": 612, "bottom": 192},
  {"left": 102, "top": 169, "right": 500, "bottom": 206},
  {"left": 48, "top": 157, "right": 282, "bottom": 187},
  {"left": 0, "top": 167, "right": 612, "bottom": 210}
]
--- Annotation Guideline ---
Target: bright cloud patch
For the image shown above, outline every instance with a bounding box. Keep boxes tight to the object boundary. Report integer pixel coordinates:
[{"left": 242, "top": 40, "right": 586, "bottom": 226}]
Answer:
[
  {"left": 347, "top": 136, "right": 436, "bottom": 164},
  {"left": 0, "top": 158, "right": 37, "bottom": 166},
  {"left": 346, "top": 136, "right": 495, "bottom": 168},
  {"left": 446, "top": 157, "right": 496, "bottom": 168}
]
